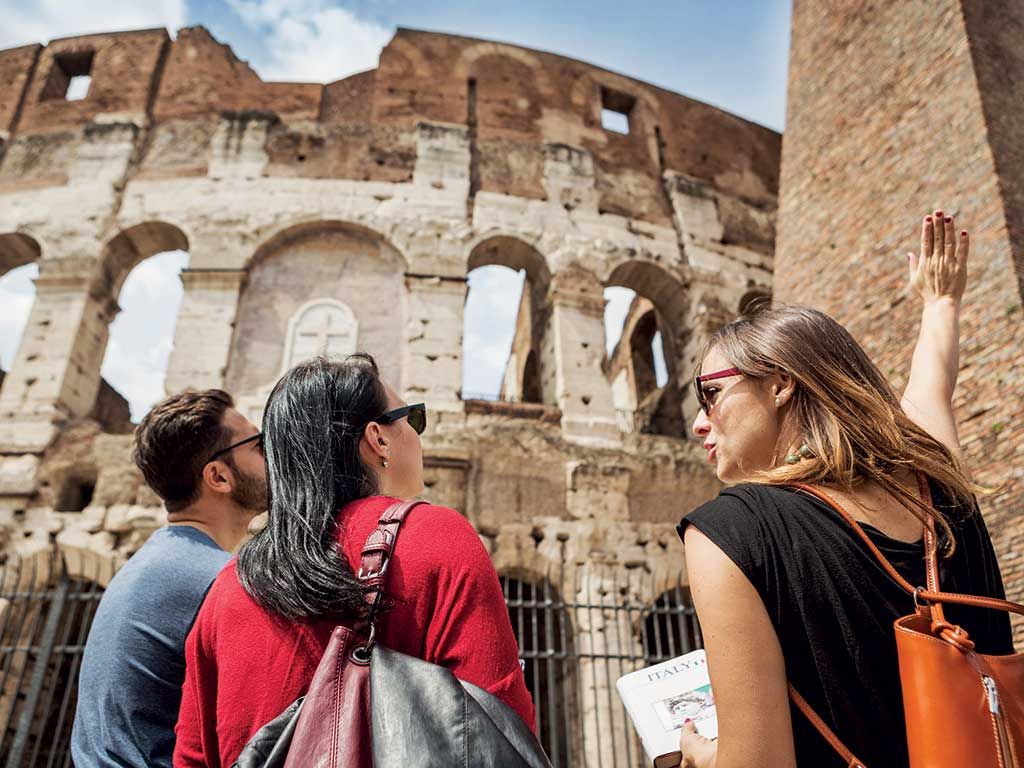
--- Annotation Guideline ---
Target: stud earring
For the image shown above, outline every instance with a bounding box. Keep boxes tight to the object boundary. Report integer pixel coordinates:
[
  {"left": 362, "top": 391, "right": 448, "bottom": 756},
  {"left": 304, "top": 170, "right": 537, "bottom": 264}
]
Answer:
[{"left": 382, "top": 458, "right": 389, "bottom": 468}]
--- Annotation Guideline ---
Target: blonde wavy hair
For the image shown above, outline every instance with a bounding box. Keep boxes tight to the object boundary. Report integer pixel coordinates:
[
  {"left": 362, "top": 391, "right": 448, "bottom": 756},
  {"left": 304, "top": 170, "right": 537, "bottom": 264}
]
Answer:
[{"left": 701, "top": 304, "right": 976, "bottom": 555}]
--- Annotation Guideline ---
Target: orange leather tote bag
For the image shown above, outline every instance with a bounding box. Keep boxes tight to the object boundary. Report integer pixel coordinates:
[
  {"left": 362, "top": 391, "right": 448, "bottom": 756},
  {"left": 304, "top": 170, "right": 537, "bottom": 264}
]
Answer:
[{"left": 786, "top": 483, "right": 1024, "bottom": 768}]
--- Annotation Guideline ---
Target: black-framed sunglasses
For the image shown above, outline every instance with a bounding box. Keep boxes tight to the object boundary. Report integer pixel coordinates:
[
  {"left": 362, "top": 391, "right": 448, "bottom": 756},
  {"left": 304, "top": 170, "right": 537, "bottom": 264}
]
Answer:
[
  {"left": 373, "top": 403, "right": 427, "bottom": 435},
  {"left": 207, "top": 432, "right": 262, "bottom": 464}
]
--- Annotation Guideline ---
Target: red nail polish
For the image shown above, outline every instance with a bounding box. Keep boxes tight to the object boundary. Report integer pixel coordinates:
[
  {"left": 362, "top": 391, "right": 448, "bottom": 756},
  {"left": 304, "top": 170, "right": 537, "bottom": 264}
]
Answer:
[
  {"left": 925, "top": 216, "right": 932, "bottom": 222},
  {"left": 961, "top": 230, "right": 967, "bottom": 235},
  {"left": 944, "top": 216, "right": 952, "bottom": 223},
  {"left": 936, "top": 210, "right": 943, "bottom": 216}
]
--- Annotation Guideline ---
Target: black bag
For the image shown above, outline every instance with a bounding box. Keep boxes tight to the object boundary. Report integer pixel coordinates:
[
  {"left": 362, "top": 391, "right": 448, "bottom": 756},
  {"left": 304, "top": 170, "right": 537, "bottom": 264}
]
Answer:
[{"left": 232, "top": 500, "right": 552, "bottom": 768}]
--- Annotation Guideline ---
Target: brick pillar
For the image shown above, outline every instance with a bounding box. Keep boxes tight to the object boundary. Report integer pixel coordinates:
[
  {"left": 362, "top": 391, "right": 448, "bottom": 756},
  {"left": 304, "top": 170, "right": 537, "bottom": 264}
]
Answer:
[
  {"left": 777, "top": 0, "right": 1024, "bottom": 638},
  {"left": 164, "top": 269, "right": 246, "bottom": 394},
  {"left": 0, "top": 260, "right": 117, "bottom": 453},
  {"left": 402, "top": 274, "right": 466, "bottom": 413},
  {"left": 546, "top": 270, "right": 619, "bottom": 445}
]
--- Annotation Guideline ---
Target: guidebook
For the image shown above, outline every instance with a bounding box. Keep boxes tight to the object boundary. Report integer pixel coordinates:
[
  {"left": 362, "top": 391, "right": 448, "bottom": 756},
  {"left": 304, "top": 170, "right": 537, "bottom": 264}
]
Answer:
[{"left": 616, "top": 649, "right": 718, "bottom": 768}]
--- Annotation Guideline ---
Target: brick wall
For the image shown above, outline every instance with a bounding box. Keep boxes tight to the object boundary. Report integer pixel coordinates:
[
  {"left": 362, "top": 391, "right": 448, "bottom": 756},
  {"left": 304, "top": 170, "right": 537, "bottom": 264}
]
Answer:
[{"left": 777, "top": 0, "right": 1024, "bottom": 635}]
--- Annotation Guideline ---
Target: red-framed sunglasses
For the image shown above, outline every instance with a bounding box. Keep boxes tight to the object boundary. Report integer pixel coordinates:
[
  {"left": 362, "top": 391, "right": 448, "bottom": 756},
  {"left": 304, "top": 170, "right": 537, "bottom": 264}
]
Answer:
[{"left": 693, "top": 367, "right": 744, "bottom": 413}]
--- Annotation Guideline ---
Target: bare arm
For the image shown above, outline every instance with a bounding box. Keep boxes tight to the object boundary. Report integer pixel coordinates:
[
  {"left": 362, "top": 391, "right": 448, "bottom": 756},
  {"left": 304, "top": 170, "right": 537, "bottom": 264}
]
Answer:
[
  {"left": 678, "top": 527, "right": 797, "bottom": 768},
  {"left": 901, "top": 210, "right": 969, "bottom": 462}
]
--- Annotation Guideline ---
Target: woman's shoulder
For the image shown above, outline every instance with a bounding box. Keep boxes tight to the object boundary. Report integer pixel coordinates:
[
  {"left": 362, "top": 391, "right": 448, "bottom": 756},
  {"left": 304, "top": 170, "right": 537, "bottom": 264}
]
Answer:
[{"left": 687, "top": 483, "right": 804, "bottom": 522}]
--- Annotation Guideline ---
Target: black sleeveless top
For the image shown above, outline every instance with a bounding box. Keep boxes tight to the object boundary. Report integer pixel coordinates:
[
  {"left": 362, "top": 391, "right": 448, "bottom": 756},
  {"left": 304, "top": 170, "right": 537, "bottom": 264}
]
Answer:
[{"left": 678, "top": 482, "right": 1013, "bottom": 768}]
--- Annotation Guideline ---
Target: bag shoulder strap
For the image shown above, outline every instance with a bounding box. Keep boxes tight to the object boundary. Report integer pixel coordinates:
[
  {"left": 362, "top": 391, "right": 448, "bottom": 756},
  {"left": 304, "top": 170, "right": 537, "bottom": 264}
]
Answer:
[
  {"left": 358, "top": 499, "right": 428, "bottom": 628},
  {"left": 790, "top": 481, "right": 1024, "bottom": 618},
  {"left": 787, "top": 684, "right": 866, "bottom": 768}
]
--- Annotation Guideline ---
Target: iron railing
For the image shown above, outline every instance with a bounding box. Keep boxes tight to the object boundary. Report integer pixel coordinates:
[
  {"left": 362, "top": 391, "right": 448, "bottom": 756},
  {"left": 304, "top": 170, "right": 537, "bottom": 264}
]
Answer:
[
  {"left": 0, "top": 549, "right": 105, "bottom": 768},
  {"left": 0, "top": 549, "right": 695, "bottom": 768},
  {"left": 503, "top": 561, "right": 701, "bottom": 767}
]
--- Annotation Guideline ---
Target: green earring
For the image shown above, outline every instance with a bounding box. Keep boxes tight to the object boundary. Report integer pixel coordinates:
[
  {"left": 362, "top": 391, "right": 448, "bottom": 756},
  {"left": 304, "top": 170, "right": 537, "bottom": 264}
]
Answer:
[{"left": 785, "top": 444, "right": 812, "bottom": 464}]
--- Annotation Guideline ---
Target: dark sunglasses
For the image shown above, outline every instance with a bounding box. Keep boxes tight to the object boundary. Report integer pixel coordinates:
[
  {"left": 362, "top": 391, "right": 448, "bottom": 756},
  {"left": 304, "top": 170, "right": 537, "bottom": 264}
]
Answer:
[
  {"left": 207, "top": 432, "right": 262, "bottom": 464},
  {"left": 693, "top": 367, "right": 743, "bottom": 414},
  {"left": 373, "top": 403, "right": 427, "bottom": 435}
]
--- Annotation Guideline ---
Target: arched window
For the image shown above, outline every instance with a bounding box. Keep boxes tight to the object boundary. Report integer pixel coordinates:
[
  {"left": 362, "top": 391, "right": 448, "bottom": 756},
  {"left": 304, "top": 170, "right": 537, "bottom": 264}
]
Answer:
[
  {"left": 464, "top": 237, "right": 551, "bottom": 404},
  {"left": 100, "top": 249, "right": 189, "bottom": 423},
  {"left": 0, "top": 262, "right": 39, "bottom": 376},
  {"left": 603, "top": 285, "right": 674, "bottom": 435},
  {"left": 501, "top": 575, "right": 576, "bottom": 766}
]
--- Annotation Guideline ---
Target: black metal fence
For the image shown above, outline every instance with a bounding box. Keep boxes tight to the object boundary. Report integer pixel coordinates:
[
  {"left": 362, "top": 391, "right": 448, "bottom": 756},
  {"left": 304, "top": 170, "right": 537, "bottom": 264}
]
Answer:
[
  {"left": 503, "top": 562, "right": 702, "bottom": 768},
  {"left": 0, "top": 550, "right": 104, "bottom": 768},
  {"left": 0, "top": 549, "right": 695, "bottom": 768}
]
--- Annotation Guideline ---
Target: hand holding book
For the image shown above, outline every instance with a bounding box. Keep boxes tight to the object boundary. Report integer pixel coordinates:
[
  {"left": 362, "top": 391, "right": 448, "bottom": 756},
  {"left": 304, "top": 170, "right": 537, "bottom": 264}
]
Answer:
[{"left": 679, "top": 720, "right": 717, "bottom": 768}]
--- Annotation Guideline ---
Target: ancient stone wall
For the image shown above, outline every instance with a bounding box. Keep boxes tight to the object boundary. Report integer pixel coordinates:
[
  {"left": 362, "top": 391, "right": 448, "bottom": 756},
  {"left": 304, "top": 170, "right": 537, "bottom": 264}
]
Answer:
[
  {"left": 0, "top": 25, "right": 777, "bottom": 695},
  {"left": 777, "top": 0, "right": 1024, "bottom": 629}
]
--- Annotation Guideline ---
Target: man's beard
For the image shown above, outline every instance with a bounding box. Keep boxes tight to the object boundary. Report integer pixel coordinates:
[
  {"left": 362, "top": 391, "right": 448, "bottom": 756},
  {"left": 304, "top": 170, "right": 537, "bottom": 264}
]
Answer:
[{"left": 229, "top": 465, "right": 269, "bottom": 512}]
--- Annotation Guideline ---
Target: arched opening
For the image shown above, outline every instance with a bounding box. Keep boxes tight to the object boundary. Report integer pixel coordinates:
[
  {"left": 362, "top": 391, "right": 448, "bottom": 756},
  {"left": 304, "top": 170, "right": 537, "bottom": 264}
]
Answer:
[
  {"left": 0, "top": 233, "right": 42, "bottom": 387},
  {"left": 0, "top": 551, "right": 106, "bottom": 765},
  {"left": 640, "top": 585, "right": 701, "bottom": 664},
  {"left": 501, "top": 574, "right": 577, "bottom": 767},
  {"left": 464, "top": 237, "right": 551, "bottom": 404},
  {"left": 227, "top": 222, "right": 406, "bottom": 421},
  {"left": 99, "top": 250, "right": 189, "bottom": 423},
  {"left": 603, "top": 261, "right": 683, "bottom": 437}
]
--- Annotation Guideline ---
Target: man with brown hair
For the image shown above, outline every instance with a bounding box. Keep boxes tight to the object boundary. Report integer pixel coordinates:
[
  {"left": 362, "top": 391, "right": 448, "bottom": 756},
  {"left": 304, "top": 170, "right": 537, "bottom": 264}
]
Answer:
[{"left": 72, "top": 389, "right": 267, "bottom": 768}]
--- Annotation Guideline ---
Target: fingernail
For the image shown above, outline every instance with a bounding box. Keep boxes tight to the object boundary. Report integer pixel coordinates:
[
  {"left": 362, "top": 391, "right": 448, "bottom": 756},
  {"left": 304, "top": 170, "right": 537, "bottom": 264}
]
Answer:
[
  {"left": 961, "top": 230, "right": 967, "bottom": 235},
  {"left": 945, "top": 216, "right": 952, "bottom": 223},
  {"left": 936, "top": 210, "right": 943, "bottom": 216},
  {"left": 925, "top": 216, "right": 932, "bottom": 222}
]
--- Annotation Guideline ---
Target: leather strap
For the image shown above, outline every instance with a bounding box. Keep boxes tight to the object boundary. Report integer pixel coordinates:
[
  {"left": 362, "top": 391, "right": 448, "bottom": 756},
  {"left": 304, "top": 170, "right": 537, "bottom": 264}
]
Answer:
[
  {"left": 791, "top": 481, "right": 1024, "bottom": 618},
  {"left": 787, "top": 684, "right": 866, "bottom": 768},
  {"left": 785, "top": 478, "right": 1024, "bottom": 766},
  {"left": 358, "top": 500, "right": 427, "bottom": 630}
]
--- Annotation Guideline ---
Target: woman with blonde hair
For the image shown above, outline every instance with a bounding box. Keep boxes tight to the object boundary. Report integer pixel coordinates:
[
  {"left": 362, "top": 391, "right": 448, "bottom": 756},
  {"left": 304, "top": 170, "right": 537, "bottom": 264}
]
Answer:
[{"left": 676, "top": 211, "right": 1014, "bottom": 768}]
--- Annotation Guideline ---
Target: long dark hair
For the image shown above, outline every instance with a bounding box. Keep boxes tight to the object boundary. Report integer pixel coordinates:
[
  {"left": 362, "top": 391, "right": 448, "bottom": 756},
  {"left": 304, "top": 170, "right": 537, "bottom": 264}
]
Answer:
[
  {"left": 702, "top": 305, "right": 975, "bottom": 555},
  {"left": 237, "top": 354, "right": 388, "bottom": 620}
]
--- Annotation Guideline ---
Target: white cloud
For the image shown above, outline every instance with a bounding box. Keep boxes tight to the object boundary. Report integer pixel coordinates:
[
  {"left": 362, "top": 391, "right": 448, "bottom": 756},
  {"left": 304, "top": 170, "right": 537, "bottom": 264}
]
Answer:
[
  {"left": 0, "top": 263, "right": 38, "bottom": 371},
  {"left": 0, "top": 0, "right": 186, "bottom": 49},
  {"left": 603, "top": 286, "right": 635, "bottom": 355},
  {"left": 462, "top": 266, "right": 525, "bottom": 398},
  {"left": 100, "top": 250, "right": 188, "bottom": 422},
  {"left": 227, "top": 0, "right": 392, "bottom": 82}
]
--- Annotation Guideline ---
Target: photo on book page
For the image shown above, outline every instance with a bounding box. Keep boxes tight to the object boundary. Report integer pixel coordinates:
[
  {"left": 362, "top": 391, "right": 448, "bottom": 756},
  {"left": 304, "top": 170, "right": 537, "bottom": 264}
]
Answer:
[{"left": 652, "top": 683, "right": 716, "bottom": 733}]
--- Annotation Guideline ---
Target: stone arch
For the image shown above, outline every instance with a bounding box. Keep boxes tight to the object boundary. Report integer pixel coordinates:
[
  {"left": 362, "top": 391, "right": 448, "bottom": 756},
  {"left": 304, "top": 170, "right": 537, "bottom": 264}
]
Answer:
[
  {"left": 0, "top": 232, "right": 42, "bottom": 278},
  {"left": 96, "top": 221, "right": 190, "bottom": 299},
  {"left": 453, "top": 43, "right": 553, "bottom": 96},
  {"left": 465, "top": 235, "right": 553, "bottom": 403},
  {"left": 604, "top": 260, "right": 688, "bottom": 437},
  {"left": 246, "top": 219, "right": 409, "bottom": 273},
  {"left": 228, "top": 220, "right": 407, "bottom": 417},
  {"left": 0, "top": 233, "right": 43, "bottom": 380}
]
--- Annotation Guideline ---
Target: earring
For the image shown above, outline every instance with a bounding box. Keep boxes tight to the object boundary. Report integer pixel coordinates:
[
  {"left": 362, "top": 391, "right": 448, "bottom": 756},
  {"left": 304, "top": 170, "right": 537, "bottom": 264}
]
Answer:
[
  {"left": 382, "top": 458, "right": 389, "bottom": 468},
  {"left": 785, "top": 444, "right": 813, "bottom": 464}
]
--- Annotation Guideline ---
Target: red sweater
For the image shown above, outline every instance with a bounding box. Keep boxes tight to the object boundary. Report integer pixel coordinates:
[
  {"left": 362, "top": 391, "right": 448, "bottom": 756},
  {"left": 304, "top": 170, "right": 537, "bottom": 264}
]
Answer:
[{"left": 173, "top": 497, "right": 535, "bottom": 767}]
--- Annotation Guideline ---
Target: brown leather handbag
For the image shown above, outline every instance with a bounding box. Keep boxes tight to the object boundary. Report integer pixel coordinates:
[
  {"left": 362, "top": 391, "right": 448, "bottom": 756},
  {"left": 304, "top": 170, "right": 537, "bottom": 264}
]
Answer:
[
  {"left": 786, "top": 483, "right": 1024, "bottom": 768},
  {"left": 232, "top": 499, "right": 552, "bottom": 768}
]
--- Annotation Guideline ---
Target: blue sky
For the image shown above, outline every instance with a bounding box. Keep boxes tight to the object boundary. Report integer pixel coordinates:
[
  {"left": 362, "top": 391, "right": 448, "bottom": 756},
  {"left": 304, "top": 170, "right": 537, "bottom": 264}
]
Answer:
[{"left": 0, "top": 1, "right": 791, "bottom": 416}]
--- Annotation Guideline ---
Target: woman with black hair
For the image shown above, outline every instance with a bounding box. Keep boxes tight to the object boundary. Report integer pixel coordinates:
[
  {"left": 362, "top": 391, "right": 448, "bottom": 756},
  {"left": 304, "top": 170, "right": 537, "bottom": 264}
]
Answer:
[{"left": 174, "top": 355, "right": 534, "bottom": 767}]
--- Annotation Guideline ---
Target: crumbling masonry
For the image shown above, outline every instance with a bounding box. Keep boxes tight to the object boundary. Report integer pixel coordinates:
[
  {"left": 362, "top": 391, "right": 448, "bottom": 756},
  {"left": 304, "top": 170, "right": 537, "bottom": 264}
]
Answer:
[{"left": 0, "top": 25, "right": 781, "bottom": 765}]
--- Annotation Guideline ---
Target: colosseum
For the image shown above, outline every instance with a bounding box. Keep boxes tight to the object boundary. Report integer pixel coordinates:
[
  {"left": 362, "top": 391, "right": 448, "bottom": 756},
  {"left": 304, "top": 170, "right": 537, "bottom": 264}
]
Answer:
[{"left": 2, "top": 2, "right": 1024, "bottom": 765}]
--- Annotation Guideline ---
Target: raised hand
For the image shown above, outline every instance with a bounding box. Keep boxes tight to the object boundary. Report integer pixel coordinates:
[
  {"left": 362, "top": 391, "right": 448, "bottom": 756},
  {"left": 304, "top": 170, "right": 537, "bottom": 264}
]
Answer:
[{"left": 908, "top": 209, "right": 968, "bottom": 304}]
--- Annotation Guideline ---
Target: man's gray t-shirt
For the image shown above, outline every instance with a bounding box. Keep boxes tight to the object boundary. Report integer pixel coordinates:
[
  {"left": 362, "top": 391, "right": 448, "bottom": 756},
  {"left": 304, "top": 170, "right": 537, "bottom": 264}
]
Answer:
[{"left": 71, "top": 525, "right": 230, "bottom": 768}]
